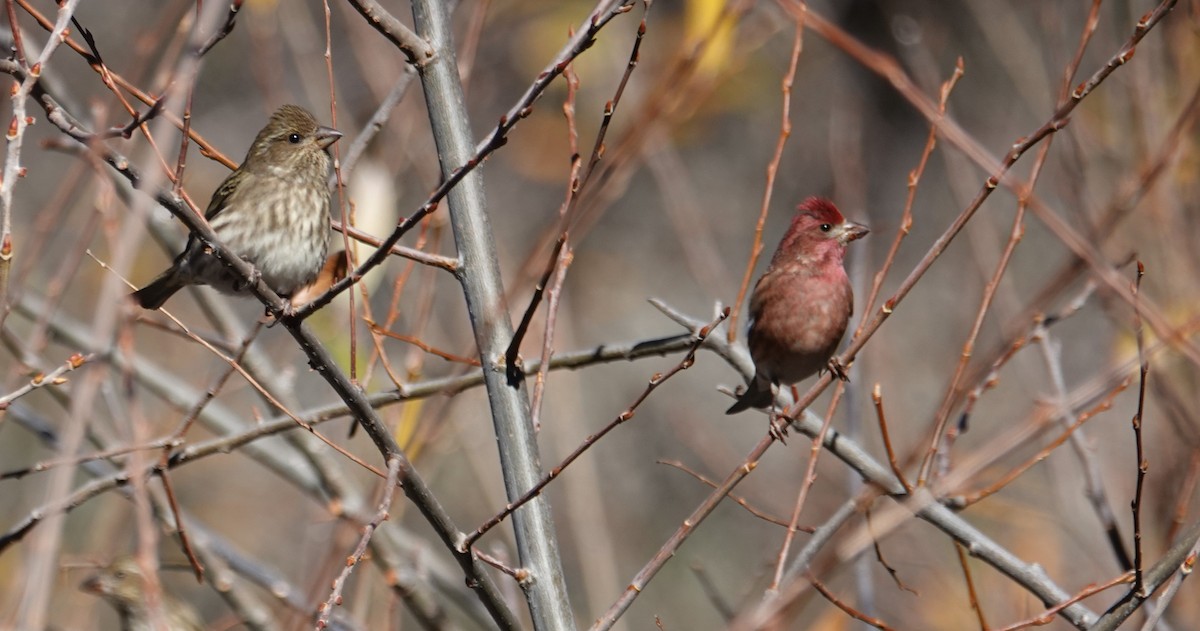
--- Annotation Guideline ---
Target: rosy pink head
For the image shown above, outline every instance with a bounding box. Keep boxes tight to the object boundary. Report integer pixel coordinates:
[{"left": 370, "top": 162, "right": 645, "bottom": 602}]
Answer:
[{"left": 772, "top": 197, "right": 869, "bottom": 266}]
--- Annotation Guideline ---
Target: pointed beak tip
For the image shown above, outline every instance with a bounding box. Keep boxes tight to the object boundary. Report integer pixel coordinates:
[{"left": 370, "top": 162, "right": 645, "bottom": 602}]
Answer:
[
  {"left": 315, "top": 127, "right": 343, "bottom": 149},
  {"left": 842, "top": 221, "right": 869, "bottom": 242}
]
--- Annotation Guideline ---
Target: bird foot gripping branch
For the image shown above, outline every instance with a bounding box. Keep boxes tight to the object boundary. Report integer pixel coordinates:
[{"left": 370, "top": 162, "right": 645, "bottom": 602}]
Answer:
[
  {"left": 768, "top": 412, "right": 790, "bottom": 444},
  {"left": 826, "top": 357, "right": 850, "bottom": 382}
]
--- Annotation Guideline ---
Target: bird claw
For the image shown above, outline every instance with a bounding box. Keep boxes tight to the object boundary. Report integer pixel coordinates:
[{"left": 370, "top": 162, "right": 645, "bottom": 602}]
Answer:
[
  {"left": 233, "top": 266, "right": 263, "bottom": 293},
  {"left": 261, "top": 301, "right": 297, "bottom": 328},
  {"left": 827, "top": 357, "right": 850, "bottom": 382},
  {"left": 768, "top": 413, "right": 789, "bottom": 444}
]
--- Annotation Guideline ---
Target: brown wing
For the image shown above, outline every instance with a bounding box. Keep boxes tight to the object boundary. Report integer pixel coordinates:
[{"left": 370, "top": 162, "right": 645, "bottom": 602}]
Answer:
[{"left": 203, "top": 168, "right": 242, "bottom": 220}]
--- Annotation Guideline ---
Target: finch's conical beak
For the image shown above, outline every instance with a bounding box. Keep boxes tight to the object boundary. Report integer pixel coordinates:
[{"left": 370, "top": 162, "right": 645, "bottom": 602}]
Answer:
[
  {"left": 79, "top": 574, "right": 102, "bottom": 593},
  {"left": 314, "top": 126, "right": 343, "bottom": 150},
  {"left": 837, "top": 221, "right": 869, "bottom": 244}
]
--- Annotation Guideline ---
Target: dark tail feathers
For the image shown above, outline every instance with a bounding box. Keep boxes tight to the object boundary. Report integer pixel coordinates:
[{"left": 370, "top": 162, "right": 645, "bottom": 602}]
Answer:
[
  {"left": 726, "top": 374, "right": 774, "bottom": 414},
  {"left": 131, "top": 269, "right": 185, "bottom": 310}
]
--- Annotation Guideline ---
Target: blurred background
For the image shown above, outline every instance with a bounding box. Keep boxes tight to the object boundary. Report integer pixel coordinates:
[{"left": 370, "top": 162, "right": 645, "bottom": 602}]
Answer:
[{"left": 1, "top": 0, "right": 1198, "bottom": 629}]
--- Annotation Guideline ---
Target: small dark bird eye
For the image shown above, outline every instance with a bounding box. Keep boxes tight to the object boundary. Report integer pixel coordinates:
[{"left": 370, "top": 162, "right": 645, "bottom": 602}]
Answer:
[
  {"left": 819, "top": 223, "right": 832, "bottom": 232},
  {"left": 288, "top": 133, "right": 302, "bottom": 144}
]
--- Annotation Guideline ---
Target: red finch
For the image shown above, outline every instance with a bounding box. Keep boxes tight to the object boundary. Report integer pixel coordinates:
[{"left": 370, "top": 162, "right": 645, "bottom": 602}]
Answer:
[
  {"left": 727, "top": 197, "right": 868, "bottom": 414},
  {"left": 132, "top": 104, "right": 341, "bottom": 310},
  {"left": 80, "top": 557, "right": 205, "bottom": 631}
]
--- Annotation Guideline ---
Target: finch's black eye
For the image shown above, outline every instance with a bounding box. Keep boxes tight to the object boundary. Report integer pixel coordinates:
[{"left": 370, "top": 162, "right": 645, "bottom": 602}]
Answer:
[
  {"left": 288, "top": 133, "right": 302, "bottom": 144},
  {"left": 820, "top": 223, "right": 832, "bottom": 232}
]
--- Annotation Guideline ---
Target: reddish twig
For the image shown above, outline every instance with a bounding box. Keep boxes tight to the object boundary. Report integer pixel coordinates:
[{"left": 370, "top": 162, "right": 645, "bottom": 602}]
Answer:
[
  {"left": 16, "top": 0, "right": 237, "bottom": 169},
  {"left": 473, "top": 548, "right": 526, "bottom": 582},
  {"left": 947, "top": 375, "right": 1131, "bottom": 509},
  {"left": 5, "top": 0, "right": 27, "bottom": 66},
  {"left": 527, "top": 63, "right": 582, "bottom": 431},
  {"left": 854, "top": 58, "right": 962, "bottom": 333},
  {"left": 990, "top": 573, "right": 1132, "bottom": 631},
  {"left": 955, "top": 542, "right": 988, "bottom": 630},
  {"left": 871, "top": 384, "right": 911, "bottom": 493},
  {"left": 368, "top": 324, "right": 481, "bottom": 366},
  {"left": 922, "top": 0, "right": 1104, "bottom": 485},
  {"left": 809, "top": 576, "right": 896, "bottom": 630},
  {"left": 298, "top": 0, "right": 639, "bottom": 318},
  {"left": 506, "top": 4, "right": 648, "bottom": 377},
  {"left": 728, "top": 11, "right": 804, "bottom": 342},
  {"left": 1167, "top": 451, "right": 1200, "bottom": 543},
  {"left": 771, "top": 385, "right": 845, "bottom": 590},
  {"left": 316, "top": 457, "right": 402, "bottom": 628},
  {"left": 0, "top": 437, "right": 180, "bottom": 481},
  {"left": 592, "top": 432, "right": 775, "bottom": 630},
  {"left": 157, "top": 470, "right": 203, "bottom": 582},
  {"left": 866, "top": 506, "right": 916, "bottom": 595},
  {"left": 463, "top": 307, "right": 727, "bottom": 549},
  {"left": 658, "top": 459, "right": 805, "bottom": 529}
]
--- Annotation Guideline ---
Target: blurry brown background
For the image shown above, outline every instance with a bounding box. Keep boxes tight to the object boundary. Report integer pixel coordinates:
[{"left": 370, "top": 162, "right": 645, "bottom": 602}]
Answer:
[{"left": 1, "top": 0, "right": 1198, "bottom": 629}]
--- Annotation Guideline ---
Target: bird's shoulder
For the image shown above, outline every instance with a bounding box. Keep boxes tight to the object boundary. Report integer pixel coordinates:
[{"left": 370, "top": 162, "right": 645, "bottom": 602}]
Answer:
[{"left": 204, "top": 167, "right": 266, "bottom": 219}]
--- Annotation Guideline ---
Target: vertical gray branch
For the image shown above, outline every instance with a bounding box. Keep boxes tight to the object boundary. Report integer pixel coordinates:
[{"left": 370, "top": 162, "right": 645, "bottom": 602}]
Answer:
[{"left": 409, "top": 2, "right": 575, "bottom": 631}]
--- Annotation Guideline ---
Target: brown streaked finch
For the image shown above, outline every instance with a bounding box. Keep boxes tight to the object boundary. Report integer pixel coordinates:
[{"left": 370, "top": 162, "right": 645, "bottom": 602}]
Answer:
[
  {"left": 132, "top": 104, "right": 341, "bottom": 310},
  {"left": 727, "top": 197, "right": 868, "bottom": 415},
  {"left": 80, "top": 557, "right": 205, "bottom": 631}
]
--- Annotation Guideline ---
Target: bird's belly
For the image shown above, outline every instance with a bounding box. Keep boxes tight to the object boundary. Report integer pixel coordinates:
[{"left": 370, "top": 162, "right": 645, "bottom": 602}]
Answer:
[
  {"left": 749, "top": 277, "right": 852, "bottom": 384},
  {"left": 239, "top": 225, "right": 329, "bottom": 294}
]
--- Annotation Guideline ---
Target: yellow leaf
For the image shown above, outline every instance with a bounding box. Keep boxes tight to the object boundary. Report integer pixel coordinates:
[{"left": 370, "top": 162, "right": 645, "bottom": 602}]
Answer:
[{"left": 685, "top": 0, "right": 736, "bottom": 76}]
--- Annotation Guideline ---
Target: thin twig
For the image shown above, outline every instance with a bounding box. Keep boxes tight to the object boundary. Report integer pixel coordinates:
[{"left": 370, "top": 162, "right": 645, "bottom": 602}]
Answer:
[
  {"left": 1032, "top": 323, "right": 1133, "bottom": 571},
  {"left": 871, "top": 383, "right": 911, "bottom": 493},
  {"left": 865, "top": 506, "right": 916, "bottom": 595},
  {"left": 297, "top": 0, "right": 638, "bottom": 317},
  {"left": 591, "top": 432, "right": 776, "bottom": 631},
  {"left": 856, "top": 57, "right": 963, "bottom": 331},
  {"left": 728, "top": 11, "right": 804, "bottom": 343},
  {"left": 771, "top": 385, "right": 845, "bottom": 590},
  {"left": 955, "top": 542, "right": 988, "bottom": 630},
  {"left": 316, "top": 458, "right": 402, "bottom": 629},
  {"left": 0, "top": 352, "right": 90, "bottom": 410},
  {"left": 921, "top": 0, "right": 1104, "bottom": 486},
  {"left": 809, "top": 576, "right": 896, "bottom": 631},
  {"left": 1139, "top": 541, "right": 1199, "bottom": 631},
  {"left": 1091, "top": 521, "right": 1200, "bottom": 630},
  {"left": 947, "top": 374, "right": 1132, "bottom": 509},
  {"left": 991, "top": 573, "right": 1132, "bottom": 631},
  {"left": 506, "top": 4, "right": 647, "bottom": 381},
  {"left": 647, "top": 304, "right": 1103, "bottom": 629},
  {"left": 157, "top": 471, "right": 203, "bottom": 582},
  {"left": 463, "top": 308, "right": 727, "bottom": 549},
  {"left": 658, "top": 459, "right": 802, "bottom": 529},
  {"left": 343, "top": 0, "right": 435, "bottom": 66},
  {"left": 1132, "top": 261, "right": 1148, "bottom": 594},
  {"left": 15, "top": 0, "right": 236, "bottom": 169},
  {"left": 195, "top": 0, "right": 243, "bottom": 57},
  {"left": 473, "top": 549, "right": 526, "bottom": 582}
]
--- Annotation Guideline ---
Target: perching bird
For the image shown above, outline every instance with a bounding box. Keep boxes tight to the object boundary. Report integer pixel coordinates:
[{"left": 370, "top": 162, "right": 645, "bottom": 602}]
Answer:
[
  {"left": 80, "top": 557, "right": 204, "bottom": 631},
  {"left": 132, "top": 104, "right": 341, "bottom": 310},
  {"left": 727, "top": 197, "right": 868, "bottom": 414}
]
